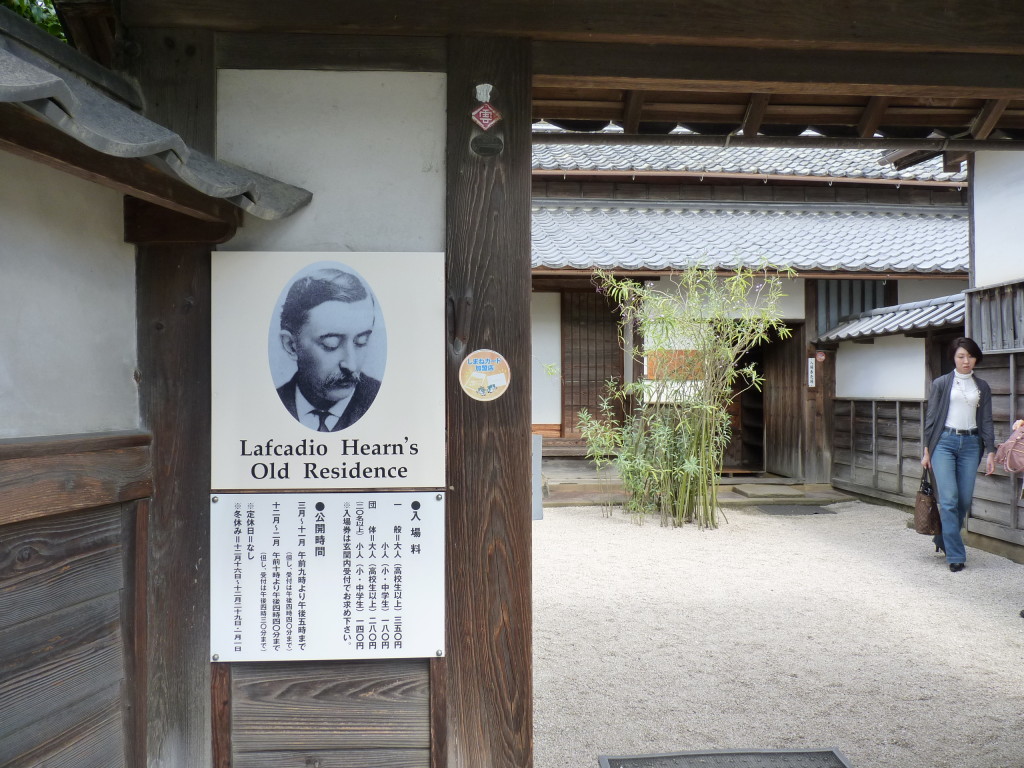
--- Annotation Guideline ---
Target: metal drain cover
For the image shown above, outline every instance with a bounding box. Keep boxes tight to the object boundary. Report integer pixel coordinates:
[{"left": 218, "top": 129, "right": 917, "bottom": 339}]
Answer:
[{"left": 599, "top": 748, "right": 853, "bottom": 768}]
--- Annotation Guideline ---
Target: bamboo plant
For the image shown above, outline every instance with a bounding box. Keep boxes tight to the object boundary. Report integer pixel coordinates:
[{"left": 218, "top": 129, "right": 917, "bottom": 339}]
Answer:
[{"left": 578, "top": 265, "right": 792, "bottom": 528}]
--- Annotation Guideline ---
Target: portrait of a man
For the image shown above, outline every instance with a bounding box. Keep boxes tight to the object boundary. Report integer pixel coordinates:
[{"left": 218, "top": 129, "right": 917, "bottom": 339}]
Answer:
[{"left": 273, "top": 266, "right": 384, "bottom": 431}]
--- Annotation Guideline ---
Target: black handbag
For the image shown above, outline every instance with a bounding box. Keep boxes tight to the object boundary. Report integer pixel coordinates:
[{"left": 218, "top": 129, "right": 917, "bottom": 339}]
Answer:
[{"left": 914, "top": 475, "right": 941, "bottom": 536}]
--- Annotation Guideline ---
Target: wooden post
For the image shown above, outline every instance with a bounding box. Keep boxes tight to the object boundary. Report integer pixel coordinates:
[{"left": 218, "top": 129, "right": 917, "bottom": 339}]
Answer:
[
  {"left": 444, "top": 36, "right": 533, "bottom": 768},
  {"left": 129, "top": 27, "right": 217, "bottom": 768}
]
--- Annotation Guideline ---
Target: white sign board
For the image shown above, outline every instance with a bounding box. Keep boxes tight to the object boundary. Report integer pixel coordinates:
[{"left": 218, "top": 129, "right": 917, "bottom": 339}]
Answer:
[
  {"left": 211, "top": 252, "right": 445, "bottom": 490},
  {"left": 807, "top": 357, "right": 816, "bottom": 388},
  {"left": 210, "top": 491, "right": 445, "bottom": 661}
]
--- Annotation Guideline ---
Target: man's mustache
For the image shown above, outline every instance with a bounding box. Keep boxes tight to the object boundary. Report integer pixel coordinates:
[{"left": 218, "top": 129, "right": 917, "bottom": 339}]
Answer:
[{"left": 325, "top": 372, "right": 358, "bottom": 389}]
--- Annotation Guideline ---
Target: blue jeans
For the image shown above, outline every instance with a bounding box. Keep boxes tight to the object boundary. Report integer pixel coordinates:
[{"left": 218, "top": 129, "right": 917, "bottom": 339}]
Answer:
[{"left": 930, "top": 430, "right": 983, "bottom": 564}]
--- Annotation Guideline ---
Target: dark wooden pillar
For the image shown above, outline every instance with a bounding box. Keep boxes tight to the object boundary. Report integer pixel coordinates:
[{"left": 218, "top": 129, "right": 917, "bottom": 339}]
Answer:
[
  {"left": 129, "top": 27, "right": 216, "bottom": 768},
  {"left": 444, "top": 37, "right": 533, "bottom": 768}
]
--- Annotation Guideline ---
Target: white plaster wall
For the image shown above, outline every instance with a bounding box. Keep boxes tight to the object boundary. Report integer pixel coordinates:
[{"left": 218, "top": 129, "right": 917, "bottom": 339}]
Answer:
[
  {"left": 771, "top": 278, "right": 806, "bottom": 320},
  {"left": 973, "top": 152, "right": 1024, "bottom": 288},
  {"left": 898, "top": 278, "right": 969, "bottom": 304},
  {"left": 0, "top": 151, "right": 138, "bottom": 438},
  {"left": 835, "top": 336, "right": 927, "bottom": 400},
  {"left": 531, "top": 293, "right": 562, "bottom": 424},
  {"left": 660, "top": 275, "right": 805, "bottom": 320},
  {"left": 216, "top": 71, "right": 445, "bottom": 252}
]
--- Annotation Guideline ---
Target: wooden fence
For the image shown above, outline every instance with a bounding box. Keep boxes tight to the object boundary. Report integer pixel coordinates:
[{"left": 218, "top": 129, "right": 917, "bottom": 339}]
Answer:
[{"left": 832, "top": 351, "right": 1023, "bottom": 547}]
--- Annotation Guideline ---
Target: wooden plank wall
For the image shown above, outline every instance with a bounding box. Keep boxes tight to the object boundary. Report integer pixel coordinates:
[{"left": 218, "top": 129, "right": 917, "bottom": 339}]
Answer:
[
  {"left": 967, "top": 352, "right": 1024, "bottom": 544},
  {"left": 229, "top": 660, "right": 430, "bottom": 767},
  {"left": 832, "top": 399, "right": 924, "bottom": 502},
  {"left": 0, "top": 431, "right": 151, "bottom": 768},
  {"left": 833, "top": 353, "right": 1023, "bottom": 545}
]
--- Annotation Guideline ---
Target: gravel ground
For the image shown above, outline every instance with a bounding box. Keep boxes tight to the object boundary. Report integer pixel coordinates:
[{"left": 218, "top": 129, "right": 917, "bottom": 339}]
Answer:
[{"left": 533, "top": 502, "right": 1024, "bottom": 768}]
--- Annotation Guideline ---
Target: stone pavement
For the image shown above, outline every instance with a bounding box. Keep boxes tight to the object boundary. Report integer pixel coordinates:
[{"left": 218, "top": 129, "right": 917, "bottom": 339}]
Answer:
[{"left": 541, "top": 457, "right": 853, "bottom": 508}]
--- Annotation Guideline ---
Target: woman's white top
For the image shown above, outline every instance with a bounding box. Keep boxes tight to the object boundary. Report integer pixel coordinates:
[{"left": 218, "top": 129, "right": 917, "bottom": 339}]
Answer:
[{"left": 945, "top": 371, "right": 981, "bottom": 430}]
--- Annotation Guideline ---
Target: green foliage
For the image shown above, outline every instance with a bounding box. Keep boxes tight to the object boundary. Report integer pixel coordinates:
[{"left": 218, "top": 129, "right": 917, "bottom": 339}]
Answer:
[
  {"left": 578, "top": 265, "right": 792, "bottom": 529},
  {"left": 3, "top": 0, "right": 66, "bottom": 41}
]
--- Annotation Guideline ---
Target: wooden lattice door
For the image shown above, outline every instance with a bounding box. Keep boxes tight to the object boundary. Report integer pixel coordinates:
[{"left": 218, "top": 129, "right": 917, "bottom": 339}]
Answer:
[{"left": 561, "top": 291, "right": 624, "bottom": 438}]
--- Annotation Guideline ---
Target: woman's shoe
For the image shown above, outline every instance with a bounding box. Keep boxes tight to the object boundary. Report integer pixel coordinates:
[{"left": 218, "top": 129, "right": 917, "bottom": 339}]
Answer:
[
  {"left": 949, "top": 562, "right": 966, "bottom": 572},
  {"left": 935, "top": 543, "right": 946, "bottom": 554}
]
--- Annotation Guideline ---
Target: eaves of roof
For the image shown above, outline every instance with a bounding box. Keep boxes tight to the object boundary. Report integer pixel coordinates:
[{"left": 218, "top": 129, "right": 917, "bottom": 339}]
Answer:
[
  {"left": 817, "top": 293, "right": 965, "bottom": 342},
  {"left": 532, "top": 132, "right": 968, "bottom": 185},
  {"left": 0, "top": 10, "right": 311, "bottom": 221},
  {"left": 531, "top": 200, "right": 969, "bottom": 275}
]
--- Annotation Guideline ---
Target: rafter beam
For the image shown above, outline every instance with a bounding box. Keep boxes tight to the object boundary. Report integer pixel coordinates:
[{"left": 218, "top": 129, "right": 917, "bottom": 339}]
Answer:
[
  {"left": 970, "top": 98, "right": 1010, "bottom": 138},
  {"left": 622, "top": 90, "right": 646, "bottom": 133},
  {"left": 122, "top": 1, "right": 1024, "bottom": 55},
  {"left": 533, "top": 131, "right": 1024, "bottom": 152},
  {"left": 857, "top": 96, "right": 890, "bottom": 137},
  {"left": 741, "top": 93, "right": 770, "bottom": 135},
  {"left": 534, "top": 42, "right": 1024, "bottom": 99}
]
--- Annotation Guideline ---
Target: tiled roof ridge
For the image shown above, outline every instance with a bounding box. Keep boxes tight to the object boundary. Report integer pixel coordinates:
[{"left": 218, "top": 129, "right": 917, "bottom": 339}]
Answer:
[{"left": 817, "top": 293, "right": 966, "bottom": 342}]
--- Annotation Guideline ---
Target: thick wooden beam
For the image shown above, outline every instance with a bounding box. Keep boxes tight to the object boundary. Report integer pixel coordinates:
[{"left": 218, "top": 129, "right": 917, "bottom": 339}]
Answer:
[
  {"left": 857, "top": 96, "right": 890, "bottom": 138},
  {"left": 122, "top": 1, "right": 1024, "bottom": 55},
  {"left": 534, "top": 43, "right": 1024, "bottom": 98},
  {"left": 129, "top": 25, "right": 216, "bottom": 768},
  {"left": 0, "top": 430, "right": 151, "bottom": 461},
  {"left": 0, "top": 446, "right": 152, "bottom": 527},
  {"left": 971, "top": 98, "right": 1010, "bottom": 138},
  {"left": 445, "top": 36, "right": 533, "bottom": 768},
  {"left": 136, "top": 242, "right": 213, "bottom": 768},
  {"left": 124, "top": 196, "right": 239, "bottom": 245},
  {"left": 740, "top": 93, "right": 769, "bottom": 135},
  {"left": 215, "top": 32, "right": 445, "bottom": 70},
  {"left": 534, "top": 98, "right": 1024, "bottom": 130},
  {"left": 0, "top": 104, "right": 238, "bottom": 224}
]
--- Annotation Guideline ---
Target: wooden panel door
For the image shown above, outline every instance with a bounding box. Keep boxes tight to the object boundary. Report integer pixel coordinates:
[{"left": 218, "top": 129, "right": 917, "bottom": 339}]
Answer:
[
  {"left": 763, "top": 328, "right": 804, "bottom": 479},
  {"left": 561, "top": 291, "right": 624, "bottom": 438}
]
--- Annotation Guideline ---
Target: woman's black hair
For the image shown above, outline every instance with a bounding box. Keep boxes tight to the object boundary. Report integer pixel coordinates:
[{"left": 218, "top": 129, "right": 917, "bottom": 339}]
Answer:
[{"left": 950, "top": 336, "right": 984, "bottom": 364}]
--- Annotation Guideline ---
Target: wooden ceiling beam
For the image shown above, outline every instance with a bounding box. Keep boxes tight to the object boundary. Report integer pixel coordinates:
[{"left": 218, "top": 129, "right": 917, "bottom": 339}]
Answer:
[
  {"left": 122, "top": 1, "right": 1024, "bottom": 55},
  {"left": 622, "top": 90, "right": 646, "bottom": 133},
  {"left": 857, "top": 96, "right": 890, "bottom": 137},
  {"left": 970, "top": 98, "right": 1010, "bottom": 138},
  {"left": 534, "top": 43, "right": 1024, "bottom": 99},
  {"left": 741, "top": 93, "right": 770, "bottom": 135}
]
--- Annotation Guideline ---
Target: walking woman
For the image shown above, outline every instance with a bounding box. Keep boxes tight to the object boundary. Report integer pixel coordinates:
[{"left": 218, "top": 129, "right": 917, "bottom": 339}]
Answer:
[{"left": 921, "top": 337, "right": 996, "bottom": 572}]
